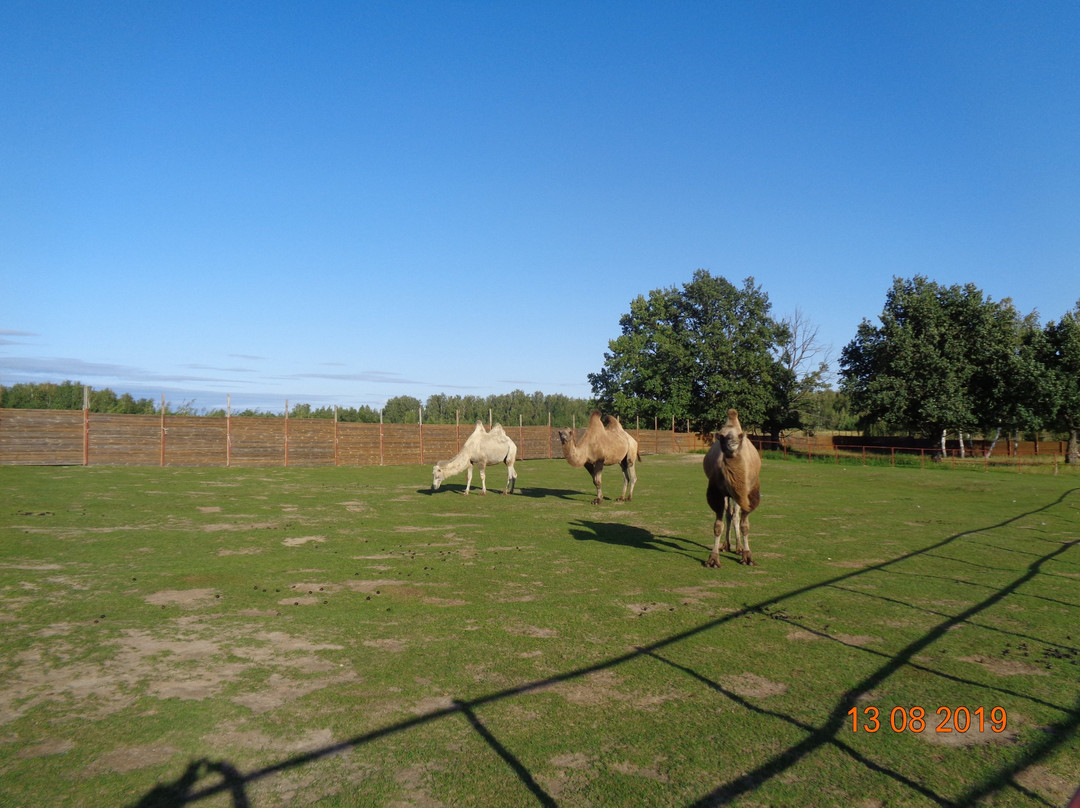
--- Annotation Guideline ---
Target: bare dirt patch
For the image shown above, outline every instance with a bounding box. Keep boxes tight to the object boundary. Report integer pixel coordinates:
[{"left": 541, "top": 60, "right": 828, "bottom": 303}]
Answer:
[
  {"left": 915, "top": 709, "right": 1022, "bottom": 747},
  {"left": 959, "top": 655, "right": 1049, "bottom": 677},
  {"left": 1, "top": 621, "right": 354, "bottom": 728},
  {"left": 16, "top": 738, "right": 75, "bottom": 759},
  {"left": 545, "top": 669, "right": 624, "bottom": 706},
  {"left": 1012, "top": 763, "right": 1076, "bottom": 804},
  {"left": 719, "top": 672, "right": 788, "bottom": 699},
  {"left": 421, "top": 597, "right": 468, "bottom": 607},
  {"left": 831, "top": 633, "right": 882, "bottom": 647},
  {"left": 282, "top": 535, "right": 326, "bottom": 546},
  {"left": 232, "top": 672, "right": 356, "bottom": 713},
  {"left": 202, "top": 521, "right": 280, "bottom": 533},
  {"left": 611, "top": 756, "right": 670, "bottom": 782},
  {"left": 85, "top": 744, "right": 180, "bottom": 774},
  {"left": 217, "top": 547, "right": 267, "bottom": 556},
  {"left": 505, "top": 625, "right": 558, "bottom": 639},
  {"left": 144, "top": 589, "right": 219, "bottom": 608},
  {"left": 344, "top": 579, "right": 408, "bottom": 593}
]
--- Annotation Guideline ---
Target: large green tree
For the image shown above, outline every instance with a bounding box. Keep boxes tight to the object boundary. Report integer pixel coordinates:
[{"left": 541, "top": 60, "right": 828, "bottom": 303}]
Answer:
[
  {"left": 588, "top": 270, "right": 793, "bottom": 434},
  {"left": 840, "top": 276, "right": 1035, "bottom": 450},
  {"left": 1039, "top": 301, "right": 1080, "bottom": 463}
]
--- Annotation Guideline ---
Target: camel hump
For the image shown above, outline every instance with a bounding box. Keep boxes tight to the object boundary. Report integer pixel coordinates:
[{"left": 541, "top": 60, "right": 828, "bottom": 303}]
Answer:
[
  {"left": 724, "top": 409, "right": 742, "bottom": 431},
  {"left": 603, "top": 414, "right": 622, "bottom": 430},
  {"left": 588, "top": 411, "right": 604, "bottom": 428},
  {"left": 490, "top": 423, "right": 506, "bottom": 435}
]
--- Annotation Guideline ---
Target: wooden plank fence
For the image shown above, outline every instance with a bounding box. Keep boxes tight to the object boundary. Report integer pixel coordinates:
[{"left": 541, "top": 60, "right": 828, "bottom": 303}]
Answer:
[{"left": 0, "top": 409, "right": 709, "bottom": 467}]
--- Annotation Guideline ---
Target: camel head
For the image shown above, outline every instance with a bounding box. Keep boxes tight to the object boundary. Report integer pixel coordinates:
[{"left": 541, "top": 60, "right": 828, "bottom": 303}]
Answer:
[
  {"left": 431, "top": 463, "right": 445, "bottom": 491},
  {"left": 556, "top": 427, "right": 575, "bottom": 446},
  {"left": 717, "top": 409, "right": 745, "bottom": 458}
]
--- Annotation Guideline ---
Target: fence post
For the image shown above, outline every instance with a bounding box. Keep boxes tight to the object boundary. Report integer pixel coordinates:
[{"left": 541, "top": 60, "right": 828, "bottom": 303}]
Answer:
[
  {"left": 334, "top": 405, "right": 339, "bottom": 467},
  {"left": 654, "top": 417, "right": 659, "bottom": 454},
  {"left": 160, "top": 393, "right": 166, "bottom": 467},
  {"left": 548, "top": 412, "right": 552, "bottom": 459},
  {"left": 419, "top": 407, "right": 424, "bottom": 465},
  {"left": 519, "top": 414, "right": 524, "bottom": 460},
  {"left": 226, "top": 395, "right": 232, "bottom": 468},
  {"left": 284, "top": 400, "right": 290, "bottom": 467},
  {"left": 379, "top": 410, "right": 384, "bottom": 466},
  {"left": 83, "top": 386, "right": 91, "bottom": 466}
]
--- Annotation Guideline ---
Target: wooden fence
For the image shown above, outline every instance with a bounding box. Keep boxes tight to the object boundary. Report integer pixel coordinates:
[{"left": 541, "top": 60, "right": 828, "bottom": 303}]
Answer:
[{"left": 0, "top": 409, "right": 709, "bottom": 467}]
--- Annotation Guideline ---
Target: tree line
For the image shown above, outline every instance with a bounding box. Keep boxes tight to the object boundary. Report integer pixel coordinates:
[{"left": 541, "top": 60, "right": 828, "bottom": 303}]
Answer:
[{"left": 0, "top": 382, "right": 599, "bottom": 428}]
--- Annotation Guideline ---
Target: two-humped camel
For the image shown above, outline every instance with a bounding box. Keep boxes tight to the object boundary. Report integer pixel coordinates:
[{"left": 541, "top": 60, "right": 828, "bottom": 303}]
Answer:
[
  {"left": 557, "top": 411, "right": 639, "bottom": 504},
  {"left": 703, "top": 408, "right": 761, "bottom": 567},
  {"left": 432, "top": 422, "right": 518, "bottom": 495}
]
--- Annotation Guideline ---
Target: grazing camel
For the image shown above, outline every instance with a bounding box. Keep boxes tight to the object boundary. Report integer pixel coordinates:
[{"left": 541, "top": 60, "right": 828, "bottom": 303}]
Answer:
[
  {"left": 432, "top": 422, "right": 518, "bottom": 495},
  {"left": 557, "top": 411, "right": 639, "bottom": 504},
  {"left": 703, "top": 409, "right": 761, "bottom": 567}
]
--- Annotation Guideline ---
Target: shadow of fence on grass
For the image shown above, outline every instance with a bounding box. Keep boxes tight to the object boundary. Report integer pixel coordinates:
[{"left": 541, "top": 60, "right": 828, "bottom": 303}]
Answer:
[{"left": 129, "top": 488, "right": 1080, "bottom": 808}]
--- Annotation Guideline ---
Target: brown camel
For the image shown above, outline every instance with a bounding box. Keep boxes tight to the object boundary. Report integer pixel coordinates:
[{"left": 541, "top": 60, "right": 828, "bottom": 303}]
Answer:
[
  {"left": 557, "top": 411, "right": 639, "bottom": 504},
  {"left": 703, "top": 408, "right": 761, "bottom": 566}
]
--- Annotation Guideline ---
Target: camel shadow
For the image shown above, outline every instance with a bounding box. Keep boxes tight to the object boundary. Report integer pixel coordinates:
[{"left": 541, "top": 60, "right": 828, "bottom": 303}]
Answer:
[
  {"left": 569, "top": 519, "right": 709, "bottom": 560},
  {"left": 517, "top": 486, "right": 587, "bottom": 500},
  {"left": 422, "top": 486, "right": 578, "bottom": 498}
]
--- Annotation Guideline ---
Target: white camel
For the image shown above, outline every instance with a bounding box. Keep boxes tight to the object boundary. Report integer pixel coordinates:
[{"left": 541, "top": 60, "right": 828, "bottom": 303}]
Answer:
[{"left": 432, "top": 422, "right": 518, "bottom": 495}]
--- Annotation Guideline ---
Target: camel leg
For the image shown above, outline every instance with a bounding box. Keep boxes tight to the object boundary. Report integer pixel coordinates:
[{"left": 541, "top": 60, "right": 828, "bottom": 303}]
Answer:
[
  {"left": 504, "top": 460, "right": 517, "bottom": 494},
  {"left": 478, "top": 461, "right": 488, "bottom": 495},
  {"left": 738, "top": 508, "right": 754, "bottom": 565},
  {"left": 586, "top": 460, "right": 603, "bottom": 504},
  {"left": 705, "top": 484, "right": 725, "bottom": 568},
  {"left": 464, "top": 464, "right": 473, "bottom": 495},
  {"left": 616, "top": 459, "right": 636, "bottom": 502},
  {"left": 722, "top": 502, "right": 736, "bottom": 554}
]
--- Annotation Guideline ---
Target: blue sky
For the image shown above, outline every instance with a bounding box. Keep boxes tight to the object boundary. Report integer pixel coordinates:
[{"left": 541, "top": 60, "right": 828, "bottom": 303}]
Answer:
[{"left": 2, "top": 1, "right": 1078, "bottom": 412}]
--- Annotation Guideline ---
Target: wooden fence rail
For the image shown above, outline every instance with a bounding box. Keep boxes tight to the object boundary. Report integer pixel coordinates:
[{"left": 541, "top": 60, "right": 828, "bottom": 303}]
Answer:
[{"left": 0, "top": 409, "right": 709, "bottom": 467}]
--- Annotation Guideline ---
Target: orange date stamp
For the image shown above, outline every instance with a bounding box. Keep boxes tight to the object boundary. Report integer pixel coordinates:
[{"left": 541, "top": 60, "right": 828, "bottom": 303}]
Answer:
[{"left": 847, "top": 706, "right": 1007, "bottom": 733}]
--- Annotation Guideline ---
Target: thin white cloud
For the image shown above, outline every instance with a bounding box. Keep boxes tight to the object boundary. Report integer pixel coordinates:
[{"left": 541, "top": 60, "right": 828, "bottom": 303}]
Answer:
[
  {"left": 0, "top": 330, "right": 38, "bottom": 345},
  {"left": 0, "top": 356, "right": 255, "bottom": 386}
]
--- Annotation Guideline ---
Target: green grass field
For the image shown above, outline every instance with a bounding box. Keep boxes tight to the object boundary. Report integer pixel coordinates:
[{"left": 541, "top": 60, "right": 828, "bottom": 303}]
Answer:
[{"left": 1, "top": 456, "right": 1077, "bottom": 807}]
